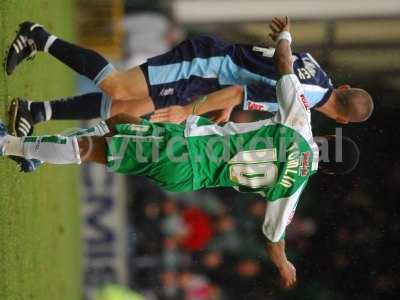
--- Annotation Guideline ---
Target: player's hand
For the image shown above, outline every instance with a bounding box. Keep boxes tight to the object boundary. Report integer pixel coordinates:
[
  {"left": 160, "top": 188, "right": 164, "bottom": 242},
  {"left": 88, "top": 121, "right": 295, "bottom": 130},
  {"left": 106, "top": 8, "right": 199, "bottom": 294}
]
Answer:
[
  {"left": 278, "top": 260, "right": 296, "bottom": 289},
  {"left": 150, "top": 105, "right": 190, "bottom": 124},
  {"left": 269, "top": 16, "right": 291, "bottom": 41},
  {"left": 209, "top": 106, "right": 233, "bottom": 124}
]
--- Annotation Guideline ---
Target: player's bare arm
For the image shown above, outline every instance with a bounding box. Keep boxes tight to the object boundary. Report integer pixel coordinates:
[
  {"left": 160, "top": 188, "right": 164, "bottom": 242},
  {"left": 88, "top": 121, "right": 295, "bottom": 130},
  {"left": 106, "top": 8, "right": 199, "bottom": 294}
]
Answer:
[
  {"left": 271, "top": 16, "right": 293, "bottom": 76},
  {"left": 266, "top": 240, "right": 296, "bottom": 289},
  {"left": 264, "top": 16, "right": 297, "bottom": 289},
  {"left": 150, "top": 85, "right": 243, "bottom": 124}
]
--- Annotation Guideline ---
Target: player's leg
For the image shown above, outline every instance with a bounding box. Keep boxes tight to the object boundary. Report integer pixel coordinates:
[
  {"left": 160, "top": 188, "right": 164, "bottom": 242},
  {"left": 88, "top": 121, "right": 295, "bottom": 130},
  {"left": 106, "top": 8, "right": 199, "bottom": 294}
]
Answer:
[
  {"left": 2, "top": 116, "right": 117, "bottom": 172},
  {"left": 78, "top": 137, "right": 107, "bottom": 165},
  {"left": 0, "top": 116, "right": 134, "bottom": 166},
  {"left": 9, "top": 93, "right": 110, "bottom": 137},
  {"left": 0, "top": 130, "right": 84, "bottom": 166},
  {"left": 5, "top": 22, "right": 149, "bottom": 100},
  {"left": 1, "top": 133, "right": 108, "bottom": 166},
  {"left": 1, "top": 117, "right": 193, "bottom": 192},
  {"left": 2, "top": 120, "right": 110, "bottom": 173},
  {"left": 98, "top": 66, "right": 150, "bottom": 100},
  {"left": 9, "top": 93, "right": 154, "bottom": 137}
]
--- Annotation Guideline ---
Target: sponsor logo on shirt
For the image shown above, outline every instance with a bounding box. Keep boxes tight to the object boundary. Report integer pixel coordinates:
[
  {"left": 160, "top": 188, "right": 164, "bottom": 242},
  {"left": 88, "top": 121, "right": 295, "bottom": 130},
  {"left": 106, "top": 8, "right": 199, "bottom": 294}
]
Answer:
[
  {"left": 300, "top": 151, "right": 310, "bottom": 176},
  {"left": 300, "top": 94, "right": 310, "bottom": 111},
  {"left": 159, "top": 88, "right": 174, "bottom": 96},
  {"left": 247, "top": 100, "right": 266, "bottom": 111}
]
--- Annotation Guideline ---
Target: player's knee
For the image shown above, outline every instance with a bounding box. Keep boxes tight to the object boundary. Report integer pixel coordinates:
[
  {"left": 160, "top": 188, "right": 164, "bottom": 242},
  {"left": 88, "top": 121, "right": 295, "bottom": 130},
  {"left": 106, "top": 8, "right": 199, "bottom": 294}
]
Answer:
[
  {"left": 107, "top": 87, "right": 125, "bottom": 100},
  {"left": 231, "top": 85, "right": 244, "bottom": 103},
  {"left": 100, "top": 71, "right": 127, "bottom": 99},
  {"left": 231, "top": 85, "right": 243, "bottom": 94}
]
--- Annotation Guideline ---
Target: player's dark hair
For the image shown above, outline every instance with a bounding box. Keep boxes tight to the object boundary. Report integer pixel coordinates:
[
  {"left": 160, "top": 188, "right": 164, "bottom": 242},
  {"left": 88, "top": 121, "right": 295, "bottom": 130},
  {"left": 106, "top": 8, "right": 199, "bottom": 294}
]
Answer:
[{"left": 317, "top": 135, "right": 360, "bottom": 175}]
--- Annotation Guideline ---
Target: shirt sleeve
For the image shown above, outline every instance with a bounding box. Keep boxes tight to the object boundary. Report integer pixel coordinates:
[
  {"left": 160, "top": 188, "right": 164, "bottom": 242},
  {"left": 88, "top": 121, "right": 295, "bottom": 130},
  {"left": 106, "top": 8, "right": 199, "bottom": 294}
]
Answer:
[
  {"left": 262, "top": 181, "right": 307, "bottom": 242},
  {"left": 242, "top": 83, "right": 279, "bottom": 113},
  {"left": 304, "top": 53, "right": 333, "bottom": 88},
  {"left": 295, "top": 53, "right": 334, "bottom": 108},
  {"left": 273, "top": 74, "right": 313, "bottom": 141}
]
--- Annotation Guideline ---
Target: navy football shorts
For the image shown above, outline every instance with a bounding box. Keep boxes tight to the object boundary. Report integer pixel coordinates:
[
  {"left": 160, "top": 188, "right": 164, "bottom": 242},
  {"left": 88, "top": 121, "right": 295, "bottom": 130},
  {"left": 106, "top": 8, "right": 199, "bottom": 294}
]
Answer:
[{"left": 139, "top": 35, "right": 238, "bottom": 109}]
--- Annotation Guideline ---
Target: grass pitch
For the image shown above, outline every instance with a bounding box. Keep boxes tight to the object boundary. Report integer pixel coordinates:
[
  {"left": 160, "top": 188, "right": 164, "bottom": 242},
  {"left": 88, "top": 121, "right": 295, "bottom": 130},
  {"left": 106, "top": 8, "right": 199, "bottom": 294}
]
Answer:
[{"left": 0, "top": 1, "right": 81, "bottom": 299}]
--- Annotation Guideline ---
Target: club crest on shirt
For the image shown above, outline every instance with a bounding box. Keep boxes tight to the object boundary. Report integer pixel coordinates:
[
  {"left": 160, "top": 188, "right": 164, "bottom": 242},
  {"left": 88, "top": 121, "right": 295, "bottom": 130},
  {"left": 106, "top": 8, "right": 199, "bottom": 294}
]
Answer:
[
  {"left": 247, "top": 100, "right": 266, "bottom": 111},
  {"left": 300, "top": 151, "right": 310, "bottom": 176}
]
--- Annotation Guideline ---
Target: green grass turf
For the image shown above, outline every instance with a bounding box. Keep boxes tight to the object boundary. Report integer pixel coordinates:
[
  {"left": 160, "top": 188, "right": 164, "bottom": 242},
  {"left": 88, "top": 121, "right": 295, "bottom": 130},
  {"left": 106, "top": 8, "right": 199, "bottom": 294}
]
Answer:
[{"left": 0, "top": 1, "right": 81, "bottom": 300}]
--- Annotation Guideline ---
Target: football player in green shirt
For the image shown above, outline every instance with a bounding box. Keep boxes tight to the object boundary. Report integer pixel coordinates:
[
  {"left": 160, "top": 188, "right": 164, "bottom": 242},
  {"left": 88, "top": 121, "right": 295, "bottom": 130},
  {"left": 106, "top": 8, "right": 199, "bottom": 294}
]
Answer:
[{"left": 0, "top": 17, "right": 359, "bottom": 289}]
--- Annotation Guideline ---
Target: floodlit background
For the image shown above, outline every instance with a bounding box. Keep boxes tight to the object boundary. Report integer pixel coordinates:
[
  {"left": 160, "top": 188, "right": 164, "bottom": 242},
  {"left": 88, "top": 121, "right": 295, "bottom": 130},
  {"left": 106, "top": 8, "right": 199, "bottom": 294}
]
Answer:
[{"left": 1, "top": 0, "right": 400, "bottom": 300}]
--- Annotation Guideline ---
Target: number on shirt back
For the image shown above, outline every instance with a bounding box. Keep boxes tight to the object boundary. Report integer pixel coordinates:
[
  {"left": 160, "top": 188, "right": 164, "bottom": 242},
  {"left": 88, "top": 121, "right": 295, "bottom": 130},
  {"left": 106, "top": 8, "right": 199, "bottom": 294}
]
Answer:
[
  {"left": 252, "top": 46, "right": 275, "bottom": 58},
  {"left": 229, "top": 148, "right": 278, "bottom": 189},
  {"left": 297, "top": 67, "right": 312, "bottom": 79}
]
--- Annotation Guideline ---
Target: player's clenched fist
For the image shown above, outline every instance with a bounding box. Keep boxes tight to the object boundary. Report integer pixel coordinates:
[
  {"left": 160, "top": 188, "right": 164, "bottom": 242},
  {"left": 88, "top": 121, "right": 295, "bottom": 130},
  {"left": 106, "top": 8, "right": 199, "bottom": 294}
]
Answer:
[
  {"left": 278, "top": 260, "right": 297, "bottom": 289},
  {"left": 269, "top": 16, "right": 291, "bottom": 41}
]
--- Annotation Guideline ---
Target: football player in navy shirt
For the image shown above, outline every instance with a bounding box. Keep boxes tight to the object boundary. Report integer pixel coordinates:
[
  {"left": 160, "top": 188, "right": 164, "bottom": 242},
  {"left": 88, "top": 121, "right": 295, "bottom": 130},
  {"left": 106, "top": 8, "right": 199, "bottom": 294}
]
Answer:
[{"left": 7, "top": 22, "right": 373, "bottom": 138}]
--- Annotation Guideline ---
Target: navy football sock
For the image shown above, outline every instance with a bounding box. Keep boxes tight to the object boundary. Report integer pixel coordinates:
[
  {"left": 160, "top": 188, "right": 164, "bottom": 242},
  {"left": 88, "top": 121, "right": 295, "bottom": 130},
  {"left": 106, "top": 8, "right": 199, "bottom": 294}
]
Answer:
[
  {"left": 30, "top": 102, "right": 46, "bottom": 124},
  {"left": 33, "top": 26, "right": 116, "bottom": 85},
  {"left": 30, "top": 93, "right": 112, "bottom": 123},
  {"left": 48, "top": 39, "right": 115, "bottom": 84},
  {"left": 31, "top": 26, "right": 50, "bottom": 51}
]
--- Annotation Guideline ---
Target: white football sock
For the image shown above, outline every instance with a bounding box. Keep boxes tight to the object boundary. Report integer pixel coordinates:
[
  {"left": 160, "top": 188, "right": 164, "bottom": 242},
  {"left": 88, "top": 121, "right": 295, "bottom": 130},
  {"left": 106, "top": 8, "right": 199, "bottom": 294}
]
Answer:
[
  {"left": 3, "top": 135, "right": 81, "bottom": 164},
  {"left": 67, "top": 121, "right": 110, "bottom": 137},
  {"left": 22, "top": 135, "right": 81, "bottom": 164},
  {"left": 3, "top": 122, "right": 109, "bottom": 165},
  {"left": 3, "top": 135, "right": 24, "bottom": 156}
]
